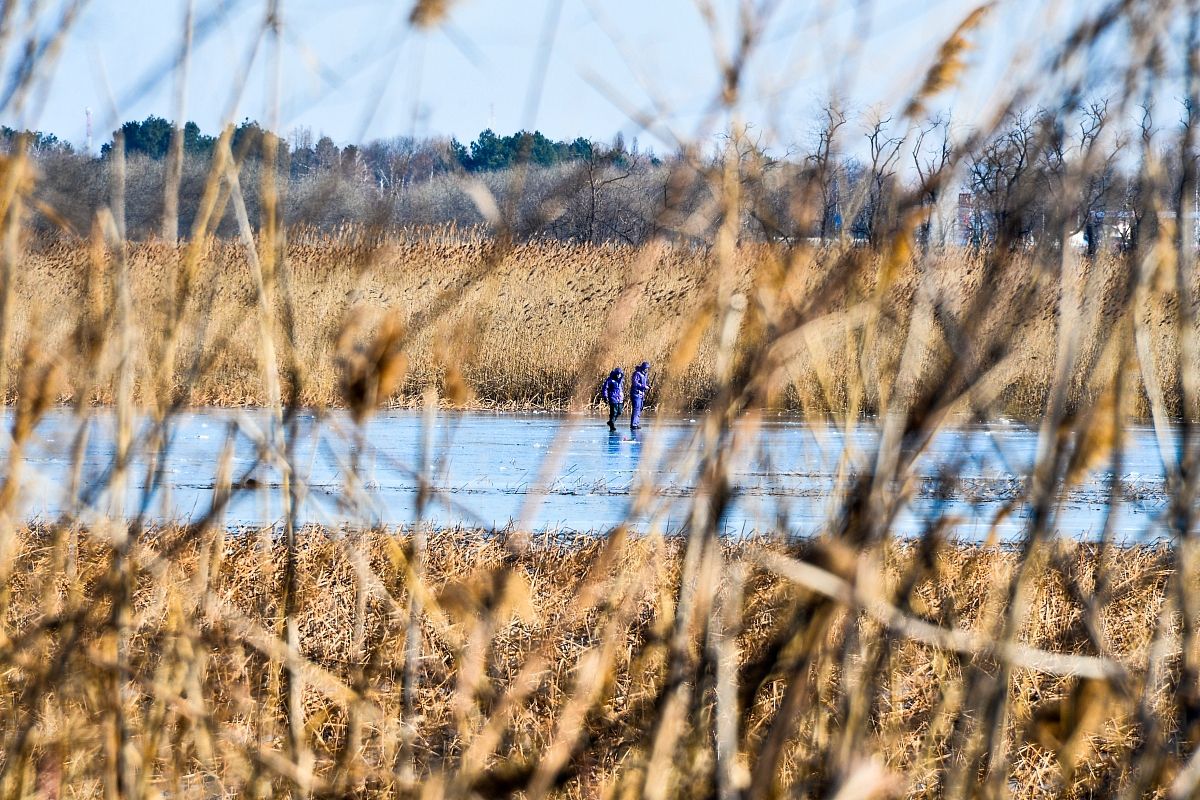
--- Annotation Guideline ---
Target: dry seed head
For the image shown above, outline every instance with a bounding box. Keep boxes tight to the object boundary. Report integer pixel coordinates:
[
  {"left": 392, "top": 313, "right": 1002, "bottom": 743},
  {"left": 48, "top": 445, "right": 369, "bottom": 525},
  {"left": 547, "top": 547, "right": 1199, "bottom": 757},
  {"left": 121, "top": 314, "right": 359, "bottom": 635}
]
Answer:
[
  {"left": 433, "top": 317, "right": 481, "bottom": 406},
  {"left": 11, "top": 339, "right": 61, "bottom": 443},
  {"left": 1028, "top": 677, "right": 1113, "bottom": 775},
  {"left": 879, "top": 206, "right": 925, "bottom": 290},
  {"left": 1146, "top": 225, "right": 1178, "bottom": 293},
  {"left": 667, "top": 303, "right": 715, "bottom": 380},
  {"left": 829, "top": 757, "right": 903, "bottom": 800},
  {"left": 371, "top": 316, "right": 409, "bottom": 397},
  {"left": 0, "top": 150, "right": 36, "bottom": 197},
  {"left": 436, "top": 568, "right": 536, "bottom": 625},
  {"left": 440, "top": 364, "right": 470, "bottom": 405},
  {"left": 1064, "top": 380, "right": 1121, "bottom": 487},
  {"left": 812, "top": 536, "right": 860, "bottom": 584},
  {"left": 337, "top": 313, "right": 409, "bottom": 422},
  {"left": 904, "top": 4, "right": 992, "bottom": 119}
]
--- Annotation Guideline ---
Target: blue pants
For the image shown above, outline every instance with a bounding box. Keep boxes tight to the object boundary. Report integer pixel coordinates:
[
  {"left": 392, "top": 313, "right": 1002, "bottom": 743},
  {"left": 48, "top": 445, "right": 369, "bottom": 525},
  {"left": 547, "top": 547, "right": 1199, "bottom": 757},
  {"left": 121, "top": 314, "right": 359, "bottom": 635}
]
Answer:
[{"left": 630, "top": 395, "right": 644, "bottom": 428}]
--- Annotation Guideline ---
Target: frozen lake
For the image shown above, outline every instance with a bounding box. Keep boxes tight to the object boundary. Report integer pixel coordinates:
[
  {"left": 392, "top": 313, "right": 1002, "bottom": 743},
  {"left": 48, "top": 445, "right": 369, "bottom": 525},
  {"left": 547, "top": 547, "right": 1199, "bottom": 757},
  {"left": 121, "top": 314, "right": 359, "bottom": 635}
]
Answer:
[{"left": 0, "top": 408, "right": 1180, "bottom": 541}]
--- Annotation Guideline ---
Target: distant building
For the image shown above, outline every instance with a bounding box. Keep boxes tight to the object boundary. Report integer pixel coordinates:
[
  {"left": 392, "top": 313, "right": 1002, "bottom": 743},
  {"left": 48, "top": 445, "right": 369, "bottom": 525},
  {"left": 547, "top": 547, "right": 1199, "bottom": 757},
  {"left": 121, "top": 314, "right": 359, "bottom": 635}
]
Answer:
[
  {"left": 953, "top": 191, "right": 1200, "bottom": 252},
  {"left": 955, "top": 192, "right": 983, "bottom": 246}
]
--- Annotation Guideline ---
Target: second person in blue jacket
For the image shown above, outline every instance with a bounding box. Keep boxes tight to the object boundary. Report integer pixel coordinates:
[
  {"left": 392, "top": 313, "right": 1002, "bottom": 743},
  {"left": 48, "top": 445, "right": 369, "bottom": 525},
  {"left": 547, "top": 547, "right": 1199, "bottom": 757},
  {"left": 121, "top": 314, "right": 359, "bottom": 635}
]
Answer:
[{"left": 630, "top": 361, "right": 650, "bottom": 430}]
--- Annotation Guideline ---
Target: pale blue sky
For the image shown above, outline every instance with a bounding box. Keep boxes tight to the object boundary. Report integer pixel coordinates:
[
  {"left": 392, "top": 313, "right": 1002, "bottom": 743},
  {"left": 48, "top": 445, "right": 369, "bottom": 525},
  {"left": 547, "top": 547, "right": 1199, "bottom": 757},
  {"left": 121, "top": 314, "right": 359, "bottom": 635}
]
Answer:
[{"left": 6, "top": 0, "right": 1127, "bottom": 153}]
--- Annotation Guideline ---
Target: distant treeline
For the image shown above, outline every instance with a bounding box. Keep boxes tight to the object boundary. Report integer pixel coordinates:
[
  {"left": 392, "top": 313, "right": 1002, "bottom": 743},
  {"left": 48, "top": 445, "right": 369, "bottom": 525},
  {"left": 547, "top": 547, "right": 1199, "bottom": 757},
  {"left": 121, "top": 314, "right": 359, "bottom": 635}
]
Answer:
[
  {"left": 88, "top": 116, "right": 655, "bottom": 176},
  {"left": 0, "top": 115, "right": 682, "bottom": 242},
  {"left": 0, "top": 106, "right": 1163, "bottom": 251}
]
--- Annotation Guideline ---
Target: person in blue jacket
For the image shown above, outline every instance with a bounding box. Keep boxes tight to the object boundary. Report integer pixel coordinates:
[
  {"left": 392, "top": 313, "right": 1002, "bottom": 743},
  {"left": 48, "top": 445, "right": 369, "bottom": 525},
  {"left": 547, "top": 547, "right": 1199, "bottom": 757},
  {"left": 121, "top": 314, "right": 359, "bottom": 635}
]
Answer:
[
  {"left": 602, "top": 367, "right": 624, "bottom": 431},
  {"left": 630, "top": 361, "right": 650, "bottom": 430}
]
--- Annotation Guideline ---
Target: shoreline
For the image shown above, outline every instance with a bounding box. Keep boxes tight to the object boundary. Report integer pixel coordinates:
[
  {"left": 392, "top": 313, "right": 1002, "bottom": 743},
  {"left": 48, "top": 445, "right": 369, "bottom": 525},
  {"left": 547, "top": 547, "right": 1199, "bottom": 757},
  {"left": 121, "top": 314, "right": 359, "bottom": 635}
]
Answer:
[
  {"left": 84, "top": 522, "right": 1182, "bottom": 550},
  {"left": 2, "top": 398, "right": 1183, "bottom": 426}
]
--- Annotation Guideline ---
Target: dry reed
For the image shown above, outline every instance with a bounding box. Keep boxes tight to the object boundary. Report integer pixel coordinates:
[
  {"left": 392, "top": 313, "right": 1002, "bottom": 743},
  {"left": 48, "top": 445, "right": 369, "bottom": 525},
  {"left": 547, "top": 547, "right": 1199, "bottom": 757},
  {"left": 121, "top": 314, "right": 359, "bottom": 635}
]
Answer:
[
  {"left": 0, "top": 525, "right": 1179, "bottom": 799},
  {"left": 0, "top": 230, "right": 1171, "bottom": 420}
]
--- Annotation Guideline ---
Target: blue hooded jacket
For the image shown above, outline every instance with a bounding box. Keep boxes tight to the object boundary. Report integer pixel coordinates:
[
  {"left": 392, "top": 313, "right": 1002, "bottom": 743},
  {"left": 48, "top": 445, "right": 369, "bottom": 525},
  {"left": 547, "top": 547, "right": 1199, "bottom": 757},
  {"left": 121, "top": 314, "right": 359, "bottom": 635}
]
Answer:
[
  {"left": 603, "top": 368, "right": 624, "bottom": 404},
  {"left": 631, "top": 361, "right": 650, "bottom": 398}
]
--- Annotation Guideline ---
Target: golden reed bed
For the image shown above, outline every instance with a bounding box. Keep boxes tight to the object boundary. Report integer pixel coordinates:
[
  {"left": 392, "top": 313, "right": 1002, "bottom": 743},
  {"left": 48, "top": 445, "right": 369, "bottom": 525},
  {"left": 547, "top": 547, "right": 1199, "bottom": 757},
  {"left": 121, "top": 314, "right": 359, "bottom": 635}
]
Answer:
[
  {"left": 0, "top": 525, "right": 1178, "bottom": 799},
  {"left": 1, "top": 229, "right": 1169, "bottom": 418}
]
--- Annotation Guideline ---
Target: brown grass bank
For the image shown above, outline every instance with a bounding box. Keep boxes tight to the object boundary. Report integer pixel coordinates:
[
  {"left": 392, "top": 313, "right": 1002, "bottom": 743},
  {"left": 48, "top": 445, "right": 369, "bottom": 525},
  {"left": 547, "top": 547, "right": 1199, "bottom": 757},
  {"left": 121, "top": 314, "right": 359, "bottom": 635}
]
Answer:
[
  {"left": 0, "top": 524, "right": 1183, "bottom": 799},
  {"left": 2, "top": 229, "right": 1176, "bottom": 418}
]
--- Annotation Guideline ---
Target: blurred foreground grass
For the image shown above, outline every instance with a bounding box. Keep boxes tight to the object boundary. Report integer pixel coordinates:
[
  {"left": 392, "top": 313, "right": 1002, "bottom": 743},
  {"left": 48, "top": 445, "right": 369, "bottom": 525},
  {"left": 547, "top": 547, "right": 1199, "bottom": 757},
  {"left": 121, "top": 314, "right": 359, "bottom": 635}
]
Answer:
[{"left": 0, "top": 525, "right": 1177, "bottom": 799}]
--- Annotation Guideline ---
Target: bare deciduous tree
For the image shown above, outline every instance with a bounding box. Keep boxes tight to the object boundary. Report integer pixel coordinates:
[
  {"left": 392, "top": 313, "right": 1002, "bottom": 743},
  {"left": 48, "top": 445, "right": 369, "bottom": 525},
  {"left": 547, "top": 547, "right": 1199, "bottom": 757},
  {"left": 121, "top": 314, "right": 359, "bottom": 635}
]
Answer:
[
  {"left": 913, "top": 113, "right": 953, "bottom": 247},
  {"left": 855, "top": 111, "right": 904, "bottom": 245},
  {"left": 807, "top": 103, "right": 848, "bottom": 240}
]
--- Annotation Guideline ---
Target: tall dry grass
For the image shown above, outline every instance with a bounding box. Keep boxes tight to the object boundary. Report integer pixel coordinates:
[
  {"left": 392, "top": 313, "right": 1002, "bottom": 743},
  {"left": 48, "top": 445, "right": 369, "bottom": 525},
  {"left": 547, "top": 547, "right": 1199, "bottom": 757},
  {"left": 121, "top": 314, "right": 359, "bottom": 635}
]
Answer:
[
  {"left": 0, "top": 525, "right": 1180, "bottom": 799},
  {"left": 0, "top": 229, "right": 1169, "bottom": 419}
]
